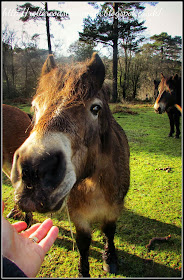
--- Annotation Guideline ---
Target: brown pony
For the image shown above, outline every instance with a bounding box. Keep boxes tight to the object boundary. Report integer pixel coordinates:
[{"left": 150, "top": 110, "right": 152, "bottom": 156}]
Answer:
[
  {"left": 3, "top": 104, "right": 33, "bottom": 221},
  {"left": 3, "top": 104, "right": 32, "bottom": 178},
  {"left": 154, "top": 73, "right": 181, "bottom": 138},
  {"left": 11, "top": 53, "right": 130, "bottom": 277}
]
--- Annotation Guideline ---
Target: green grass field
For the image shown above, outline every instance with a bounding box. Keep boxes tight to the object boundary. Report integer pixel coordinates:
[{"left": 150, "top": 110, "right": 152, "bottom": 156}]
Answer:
[{"left": 2, "top": 103, "right": 182, "bottom": 278}]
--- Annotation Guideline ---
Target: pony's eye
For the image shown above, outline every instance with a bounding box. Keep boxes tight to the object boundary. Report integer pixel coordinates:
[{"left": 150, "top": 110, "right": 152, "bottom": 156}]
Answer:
[{"left": 90, "top": 104, "right": 102, "bottom": 116}]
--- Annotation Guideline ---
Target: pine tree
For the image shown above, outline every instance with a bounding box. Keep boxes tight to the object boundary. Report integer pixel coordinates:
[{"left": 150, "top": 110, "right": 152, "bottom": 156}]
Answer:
[
  {"left": 150, "top": 32, "right": 182, "bottom": 62},
  {"left": 79, "top": 2, "right": 147, "bottom": 102},
  {"left": 68, "top": 40, "right": 95, "bottom": 61}
]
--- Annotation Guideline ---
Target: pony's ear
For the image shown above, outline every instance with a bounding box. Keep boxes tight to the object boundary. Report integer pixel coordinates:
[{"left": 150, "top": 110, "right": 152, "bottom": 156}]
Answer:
[
  {"left": 154, "top": 79, "right": 159, "bottom": 86},
  {"left": 173, "top": 74, "right": 179, "bottom": 80},
  {"left": 154, "top": 80, "right": 160, "bottom": 90},
  {"left": 87, "top": 52, "right": 105, "bottom": 90},
  {"left": 41, "top": 54, "right": 57, "bottom": 76},
  {"left": 160, "top": 72, "right": 165, "bottom": 79}
]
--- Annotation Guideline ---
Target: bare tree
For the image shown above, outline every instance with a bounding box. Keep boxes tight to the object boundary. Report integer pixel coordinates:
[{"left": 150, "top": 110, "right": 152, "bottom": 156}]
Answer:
[
  {"left": 2, "top": 24, "right": 17, "bottom": 98},
  {"left": 16, "top": 2, "right": 69, "bottom": 54}
]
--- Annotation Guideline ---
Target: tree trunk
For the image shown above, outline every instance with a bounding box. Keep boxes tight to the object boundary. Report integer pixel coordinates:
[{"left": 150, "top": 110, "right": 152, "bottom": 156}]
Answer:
[
  {"left": 122, "top": 72, "right": 126, "bottom": 99},
  {"left": 132, "top": 87, "right": 136, "bottom": 99},
  {"left": 112, "top": 2, "right": 118, "bottom": 103},
  {"left": 3, "top": 62, "right": 10, "bottom": 98},
  {"left": 24, "top": 57, "right": 28, "bottom": 97},
  {"left": 122, "top": 46, "right": 129, "bottom": 100},
  {"left": 10, "top": 46, "right": 15, "bottom": 88},
  {"left": 45, "top": 2, "right": 52, "bottom": 54},
  {"left": 132, "top": 75, "right": 140, "bottom": 99}
]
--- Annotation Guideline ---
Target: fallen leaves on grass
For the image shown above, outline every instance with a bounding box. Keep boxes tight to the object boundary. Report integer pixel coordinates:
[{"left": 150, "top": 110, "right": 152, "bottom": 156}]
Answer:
[{"left": 155, "top": 167, "right": 172, "bottom": 173}]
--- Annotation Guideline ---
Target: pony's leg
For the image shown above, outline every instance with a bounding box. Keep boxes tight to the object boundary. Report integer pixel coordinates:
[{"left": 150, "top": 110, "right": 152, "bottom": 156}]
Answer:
[
  {"left": 174, "top": 112, "right": 180, "bottom": 138},
  {"left": 7, "top": 205, "right": 33, "bottom": 228},
  {"left": 76, "top": 229, "right": 91, "bottom": 277},
  {"left": 102, "top": 221, "right": 118, "bottom": 274},
  {"left": 6, "top": 204, "right": 24, "bottom": 220},
  {"left": 25, "top": 212, "right": 33, "bottom": 228},
  {"left": 167, "top": 111, "right": 174, "bottom": 137}
]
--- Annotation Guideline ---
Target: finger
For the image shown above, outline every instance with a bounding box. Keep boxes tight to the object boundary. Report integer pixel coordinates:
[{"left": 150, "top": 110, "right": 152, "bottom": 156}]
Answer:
[
  {"left": 21, "top": 223, "right": 42, "bottom": 238},
  {"left": 39, "top": 226, "right": 59, "bottom": 254},
  {"left": 28, "top": 218, "right": 54, "bottom": 242},
  {"left": 12, "top": 221, "right": 28, "bottom": 232}
]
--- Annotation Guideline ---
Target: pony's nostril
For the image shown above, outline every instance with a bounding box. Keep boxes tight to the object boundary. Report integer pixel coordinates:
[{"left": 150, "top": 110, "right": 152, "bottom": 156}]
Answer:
[
  {"left": 18, "top": 151, "right": 66, "bottom": 190},
  {"left": 41, "top": 152, "right": 66, "bottom": 186},
  {"left": 157, "top": 107, "right": 161, "bottom": 114}
]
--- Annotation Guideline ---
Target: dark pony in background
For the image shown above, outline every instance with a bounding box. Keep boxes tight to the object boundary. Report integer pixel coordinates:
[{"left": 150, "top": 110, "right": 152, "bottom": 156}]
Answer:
[{"left": 154, "top": 73, "right": 182, "bottom": 138}]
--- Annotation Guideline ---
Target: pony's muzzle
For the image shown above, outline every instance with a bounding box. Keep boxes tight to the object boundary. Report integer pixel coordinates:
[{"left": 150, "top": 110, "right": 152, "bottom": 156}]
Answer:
[
  {"left": 154, "top": 102, "right": 163, "bottom": 114},
  {"left": 11, "top": 149, "right": 67, "bottom": 213},
  {"left": 154, "top": 106, "right": 162, "bottom": 114},
  {"left": 13, "top": 150, "right": 66, "bottom": 190},
  {"left": 23, "top": 152, "right": 66, "bottom": 189}
]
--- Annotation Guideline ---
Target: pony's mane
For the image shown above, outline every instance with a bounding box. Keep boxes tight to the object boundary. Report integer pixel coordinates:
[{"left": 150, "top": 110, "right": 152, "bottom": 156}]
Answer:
[{"left": 34, "top": 58, "right": 101, "bottom": 109}]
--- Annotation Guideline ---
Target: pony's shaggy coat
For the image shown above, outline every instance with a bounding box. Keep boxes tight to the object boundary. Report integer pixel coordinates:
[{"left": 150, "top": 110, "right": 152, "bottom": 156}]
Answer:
[{"left": 11, "top": 53, "right": 130, "bottom": 277}]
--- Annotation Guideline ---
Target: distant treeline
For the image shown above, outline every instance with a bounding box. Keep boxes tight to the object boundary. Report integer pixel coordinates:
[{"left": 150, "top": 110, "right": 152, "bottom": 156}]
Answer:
[{"left": 3, "top": 32, "right": 181, "bottom": 102}]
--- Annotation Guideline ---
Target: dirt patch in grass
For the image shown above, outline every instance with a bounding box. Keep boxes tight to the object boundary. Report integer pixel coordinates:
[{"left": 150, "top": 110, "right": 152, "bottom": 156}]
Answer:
[{"left": 111, "top": 105, "right": 138, "bottom": 115}]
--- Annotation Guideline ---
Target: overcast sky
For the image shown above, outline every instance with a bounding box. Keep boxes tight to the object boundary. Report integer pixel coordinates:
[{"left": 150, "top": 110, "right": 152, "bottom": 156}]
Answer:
[{"left": 2, "top": 1, "right": 183, "bottom": 56}]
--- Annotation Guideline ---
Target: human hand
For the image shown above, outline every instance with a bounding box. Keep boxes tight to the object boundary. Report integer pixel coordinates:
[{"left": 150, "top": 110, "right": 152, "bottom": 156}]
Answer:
[{"left": 2, "top": 202, "right": 59, "bottom": 277}]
